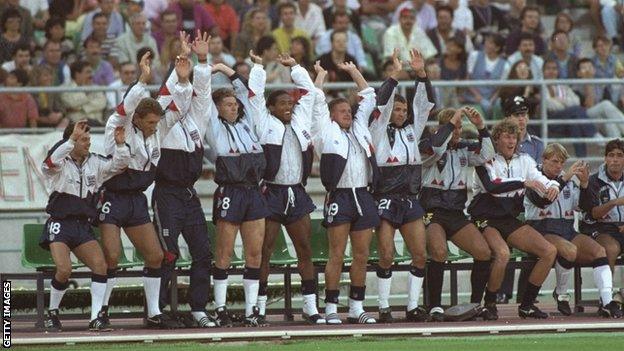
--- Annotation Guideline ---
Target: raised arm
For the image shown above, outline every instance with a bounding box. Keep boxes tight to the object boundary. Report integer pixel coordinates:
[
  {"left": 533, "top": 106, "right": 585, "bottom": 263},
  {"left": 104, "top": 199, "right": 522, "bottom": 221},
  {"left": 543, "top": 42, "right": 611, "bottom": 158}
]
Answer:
[
  {"left": 369, "top": 49, "right": 401, "bottom": 144},
  {"left": 464, "top": 106, "right": 495, "bottom": 165},
  {"left": 420, "top": 109, "right": 460, "bottom": 167},
  {"left": 311, "top": 62, "right": 331, "bottom": 141},
  {"left": 189, "top": 31, "right": 214, "bottom": 138},
  {"left": 409, "top": 49, "right": 435, "bottom": 142},
  {"left": 158, "top": 52, "right": 194, "bottom": 138},
  {"left": 285, "top": 54, "right": 316, "bottom": 130},
  {"left": 244, "top": 50, "right": 272, "bottom": 134},
  {"left": 99, "top": 126, "right": 131, "bottom": 183},
  {"left": 42, "top": 122, "right": 89, "bottom": 175},
  {"left": 337, "top": 61, "right": 376, "bottom": 129}
]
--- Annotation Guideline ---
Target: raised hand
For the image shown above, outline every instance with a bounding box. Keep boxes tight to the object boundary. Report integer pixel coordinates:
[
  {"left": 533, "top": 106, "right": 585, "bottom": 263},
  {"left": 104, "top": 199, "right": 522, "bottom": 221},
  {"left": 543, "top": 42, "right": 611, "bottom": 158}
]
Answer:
[
  {"left": 114, "top": 126, "right": 125, "bottom": 145},
  {"left": 138, "top": 51, "right": 151, "bottom": 83},
  {"left": 409, "top": 49, "right": 425, "bottom": 76},
  {"left": 70, "top": 120, "right": 89, "bottom": 141},
  {"left": 192, "top": 30, "right": 210, "bottom": 60},
  {"left": 175, "top": 55, "right": 192, "bottom": 83},
  {"left": 464, "top": 106, "right": 485, "bottom": 129},
  {"left": 249, "top": 50, "right": 263, "bottom": 65},
  {"left": 277, "top": 53, "right": 297, "bottom": 67},
  {"left": 389, "top": 48, "right": 402, "bottom": 80},
  {"left": 337, "top": 61, "right": 358, "bottom": 72},
  {"left": 450, "top": 107, "right": 463, "bottom": 128},
  {"left": 179, "top": 31, "right": 192, "bottom": 58},
  {"left": 575, "top": 161, "right": 590, "bottom": 187}
]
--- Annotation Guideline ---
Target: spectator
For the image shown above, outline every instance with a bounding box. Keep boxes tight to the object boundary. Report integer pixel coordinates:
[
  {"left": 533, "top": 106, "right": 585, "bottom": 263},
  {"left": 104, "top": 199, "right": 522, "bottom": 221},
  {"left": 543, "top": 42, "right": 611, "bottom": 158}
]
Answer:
[
  {"left": 143, "top": 0, "right": 168, "bottom": 22},
  {"left": 247, "top": 0, "right": 279, "bottom": 29},
  {"left": 272, "top": 2, "right": 309, "bottom": 54},
  {"left": 592, "top": 36, "right": 624, "bottom": 105},
  {"left": 576, "top": 58, "right": 624, "bottom": 138},
  {"left": 439, "top": 36, "right": 467, "bottom": 109},
  {"left": 553, "top": 12, "right": 581, "bottom": 57},
  {"left": 542, "top": 59, "right": 597, "bottom": 157},
  {"left": 83, "top": 36, "right": 114, "bottom": 86},
  {"left": 426, "top": 5, "right": 473, "bottom": 57},
  {"left": 545, "top": 30, "right": 578, "bottom": 79},
  {"left": 504, "top": 6, "right": 546, "bottom": 56},
  {"left": 30, "top": 64, "right": 68, "bottom": 128},
  {"left": 208, "top": 35, "right": 236, "bottom": 86},
  {"left": 502, "top": 0, "right": 526, "bottom": 32},
  {"left": 110, "top": 13, "right": 159, "bottom": 65},
  {"left": 39, "top": 40, "right": 70, "bottom": 86},
  {"left": 60, "top": 60, "right": 107, "bottom": 125},
  {"left": 505, "top": 33, "right": 544, "bottom": 80},
  {"left": 44, "top": 17, "right": 75, "bottom": 60},
  {"left": 81, "top": 0, "right": 125, "bottom": 43},
  {"left": 318, "top": 30, "right": 357, "bottom": 82},
  {"left": 464, "top": 33, "right": 508, "bottom": 117},
  {"left": 0, "top": 69, "right": 38, "bottom": 128},
  {"left": 359, "top": 0, "right": 402, "bottom": 59},
  {"left": 153, "top": 10, "right": 179, "bottom": 52},
  {"left": 106, "top": 61, "right": 141, "bottom": 111},
  {"left": 450, "top": 0, "right": 474, "bottom": 33},
  {"left": 392, "top": 0, "right": 437, "bottom": 32},
  {"left": 84, "top": 12, "right": 116, "bottom": 60},
  {"left": 122, "top": 0, "right": 151, "bottom": 34},
  {"left": 600, "top": 0, "right": 624, "bottom": 45},
  {"left": 316, "top": 10, "right": 367, "bottom": 70},
  {"left": 0, "top": 8, "right": 30, "bottom": 64},
  {"left": 382, "top": 8, "right": 437, "bottom": 62},
  {"left": 499, "top": 60, "right": 539, "bottom": 118},
  {"left": 204, "top": 0, "right": 240, "bottom": 49},
  {"left": 232, "top": 8, "right": 270, "bottom": 62},
  {"left": 292, "top": 0, "right": 326, "bottom": 43},
  {"left": 1, "top": 42, "right": 31, "bottom": 74},
  {"left": 424, "top": 58, "right": 444, "bottom": 107},
  {"left": 158, "top": 36, "right": 181, "bottom": 81},
  {"left": 469, "top": 0, "right": 507, "bottom": 37},
  {"left": 233, "top": 61, "right": 251, "bottom": 80},
  {"left": 20, "top": 0, "right": 49, "bottom": 31},
  {"left": 166, "top": 0, "right": 215, "bottom": 39},
  {"left": 323, "top": 0, "right": 362, "bottom": 36},
  {"left": 255, "top": 35, "right": 290, "bottom": 84},
  {"left": 0, "top": 0, "right": 33, "bottom": 41},
  {"left": 290, "top": 36, "right": 313, "bottom": 72}
]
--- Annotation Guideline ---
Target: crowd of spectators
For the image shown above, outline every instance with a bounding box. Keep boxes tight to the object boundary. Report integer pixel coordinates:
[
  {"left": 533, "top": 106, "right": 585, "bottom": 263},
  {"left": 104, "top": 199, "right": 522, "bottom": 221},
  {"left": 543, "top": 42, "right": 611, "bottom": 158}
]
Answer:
[{"left": 0, "top": 0, "right": 622, "bottom": 137}]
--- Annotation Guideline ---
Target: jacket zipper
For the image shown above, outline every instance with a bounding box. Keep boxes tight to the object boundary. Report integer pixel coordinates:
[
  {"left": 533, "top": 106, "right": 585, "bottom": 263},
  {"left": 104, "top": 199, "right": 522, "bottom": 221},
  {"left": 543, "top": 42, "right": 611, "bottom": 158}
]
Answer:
[{"left": 398, "top": 129, "right": 409, "bottom": 165}]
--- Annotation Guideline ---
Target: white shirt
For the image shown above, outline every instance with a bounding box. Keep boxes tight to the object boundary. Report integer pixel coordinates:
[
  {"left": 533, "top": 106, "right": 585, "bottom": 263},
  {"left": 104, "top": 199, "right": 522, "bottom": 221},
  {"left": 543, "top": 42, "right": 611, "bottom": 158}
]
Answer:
[
  {"left": 19, "top": 0, "right": 48, "bottom": 17},
  {"left": 294, "top": 2, "right": 326, "bottom": 40},
  {"left": 505, "top": 52, "right": 544, "bottom": 80},
  {"left": 383, "top": 24, "right": 438, "bottom": 61},
  {"left": 273, "top": 125, "right": 303, "bottom": 185},
  {"left": 467, "top": 51, "right": 510, "bottom": 75},
  {"left": 337, "top": 130, "right": 370, "bottom": 188},
  {"left": 1, "top": 60, "right": 15, "bottom": 72}
]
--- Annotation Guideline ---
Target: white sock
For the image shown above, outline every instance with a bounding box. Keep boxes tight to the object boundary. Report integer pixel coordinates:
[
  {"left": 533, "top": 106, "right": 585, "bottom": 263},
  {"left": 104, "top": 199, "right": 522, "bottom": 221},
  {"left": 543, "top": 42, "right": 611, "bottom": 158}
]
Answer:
[
  {"left": 214, "top": 278, "right": 228, "bottom": 308},
  {"left": 302, "top": 293, "right": 319, "bottom": 316},
  {"left": 593, "top": 264, "right": 613, "bottom": 305},
  {"left": 103, "top": 277, "right": 116, "bottom": 306},
  {"left": 191, "top": 311, "right": 207, "bottom": 321},
  {"left": 49, "top": 285, "right": 66, "bottom": 310},
  {"left": 325, "top": 302, "right": 338, "bottom": 315},
  {"left": 348, "top": 298, "right": 364, "bottom": 317},
  {"left": 555, "top": 261, "right": 572, "bottom": 295},
  {"left": 257, "top": 295, "right": 268, "bottom": 316},
  {"left": 90, "top": 281, "right": 107, "bottom": 321},
  {"left": 142, "top": 276, "right": 162, "bottom": 318},
  {"left": 243, "top": 278, "right": 259, "bottom": 317},
  {"left": 407, "top": 273, "right": 424, "bottom": 311},
  {"left": 377, "top": 277, "right": 392, "bottom": 309}
]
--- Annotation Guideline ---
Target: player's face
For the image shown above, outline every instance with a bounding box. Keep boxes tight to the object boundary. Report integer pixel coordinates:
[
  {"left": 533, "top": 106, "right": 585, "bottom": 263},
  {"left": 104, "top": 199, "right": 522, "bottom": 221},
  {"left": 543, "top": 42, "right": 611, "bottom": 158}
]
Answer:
[
  {"left": 605, "top": 148, "right": 624, "bottom": 176},
  {"left": 451, "top": 123, "right": 462, "bottom": 144},
  {"left": 134, "top": 112, "right": 160, "bottom": 138},
  {"left": 74, "top": 133, "right": 91, "bottom": 158},
  {"left": 507, "top": 112, "right": 528, "bottom": 135},
  {"left": 217, "top": 96, "right": 240, "bottom": 123},
  {"left": 331, "top": 102, "right": 352, "bottom": 129},
  {"left": 390, "top": 101, "right": 408, "bottom": 127},
  {"left": 496, "top": 132, "right": 518, "bottom": 159},
  {"left": 542, "top": 155, "right": 565, "bottom": 178},
  {"left": 269, "top": 94, "right": 295, "bottom": 123}
]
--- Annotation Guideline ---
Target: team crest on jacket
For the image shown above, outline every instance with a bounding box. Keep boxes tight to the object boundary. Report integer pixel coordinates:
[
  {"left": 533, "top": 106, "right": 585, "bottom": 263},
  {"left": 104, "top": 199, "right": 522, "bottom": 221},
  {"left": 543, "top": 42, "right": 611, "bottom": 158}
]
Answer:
[
  {"left": 302, "top": 130, "right": 311, "bottom": 140},
  {"left": 406, "top": 133, "right": 415, "bottom": 142},
  {"left": 190, "top": 129, "right": 200, "bottom": 142},
  {"left": 86, "top": 175, "right": 96, "bottom": 187},
  {"left": 600, "top": 188, "right": 610, "bottom": 203},
  {"left": 151, "top": 148, "right": 160, "bottom": 159},
  {"left": 459, "top": 156, "right": 467, "bottom": 167}
]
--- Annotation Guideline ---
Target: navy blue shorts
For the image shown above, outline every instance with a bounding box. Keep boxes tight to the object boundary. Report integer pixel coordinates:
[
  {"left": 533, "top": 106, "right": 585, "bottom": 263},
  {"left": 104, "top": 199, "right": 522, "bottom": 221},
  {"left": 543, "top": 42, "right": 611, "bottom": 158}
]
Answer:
[
  {"left": 323, "top": 188, "right": 380, "bottom": 231},
  {"left": 263, "top": 183, "right": 316, "bottom": 225},
  {"left": 375, "top": 194, "right": 424, "bottom": 228},
  {"left": 212, "top": 185, "right": 270, "bottom": 224},
  {"left": 425, "top": 208, "right": 473, "bottom": 238},
  {"left": 152, "top": 185, "right": 211, "bottom": 260},
  {"left": 528, "top": 219, "right": 578, "bottom": 242},
  {"left": 98, "top": 191, "right": 151, "bottom": 228},
  {"left": 39, "top": 218, "right": 96, "bottom": 250},
  {"left": 474, "top": 217, "right": 524, "bottom": 241},
  {"left": 579, "top": 222, "right": 624, "bottom": 248}
]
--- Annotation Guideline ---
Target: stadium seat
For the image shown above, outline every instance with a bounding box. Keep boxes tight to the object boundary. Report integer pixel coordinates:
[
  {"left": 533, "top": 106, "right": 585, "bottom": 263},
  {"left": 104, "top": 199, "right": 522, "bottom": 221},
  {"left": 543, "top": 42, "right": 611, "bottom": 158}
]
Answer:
[
  {"left": 268, "top": 228, "right": 298, "bottom": 266},
  {"left": 310, "top": 218, "right": 329, "bottom": 264},
  {"left": 21, "top": 224, "right": 56, "bottom": 271}
]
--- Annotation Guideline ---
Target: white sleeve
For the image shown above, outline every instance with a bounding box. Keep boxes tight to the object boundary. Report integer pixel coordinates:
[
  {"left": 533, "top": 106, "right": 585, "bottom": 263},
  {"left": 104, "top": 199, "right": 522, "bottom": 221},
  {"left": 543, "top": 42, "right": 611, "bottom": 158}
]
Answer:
[
  {"left": 42, "top": 139, "right": 74, "bottom": 175},
  {"left": 290, "top": 64, "right": 316, "bottom": 131},
  {"left": 247, "top": 63, "right": 272, "bottom": 136},
  {"left": 158, "top": 80, "right": 193, "bottom": 139},
  {"left": 311, "top": 87, "right": 331, "bottom": 157},
  {"left": 191, "top": 63, "right": 215, "bottom": 138},
  {"left": 352, "top": 87, "right": 377, "bottom": 130},
  {"left": 411, "top": 79, "right": 435, "bottom": 147},
  {"left": 98, "top": 144, "right": 131, "bottom": 184}
]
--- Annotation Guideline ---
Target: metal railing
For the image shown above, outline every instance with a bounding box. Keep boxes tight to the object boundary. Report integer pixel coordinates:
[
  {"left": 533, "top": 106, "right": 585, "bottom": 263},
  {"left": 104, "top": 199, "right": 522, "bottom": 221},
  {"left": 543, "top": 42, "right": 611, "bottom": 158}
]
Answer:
[{"left": 1, "top": 77, "right": 623, "bottom": 148}]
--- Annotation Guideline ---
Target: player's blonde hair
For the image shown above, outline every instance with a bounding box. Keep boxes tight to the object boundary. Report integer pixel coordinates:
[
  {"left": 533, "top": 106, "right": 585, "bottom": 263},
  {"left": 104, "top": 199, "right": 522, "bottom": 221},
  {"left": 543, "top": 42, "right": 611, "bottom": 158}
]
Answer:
[
  {"left": 437, "top": 108, "right": 457, "bottom": 125},
  {"left": 542, "top": 143, "right": 569, "bottom": 162}
]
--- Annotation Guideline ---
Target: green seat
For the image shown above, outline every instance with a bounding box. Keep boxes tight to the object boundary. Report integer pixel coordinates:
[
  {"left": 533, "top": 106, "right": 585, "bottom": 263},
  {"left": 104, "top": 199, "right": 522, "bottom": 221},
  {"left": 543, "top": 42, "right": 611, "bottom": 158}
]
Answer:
[
  {"left": 510, "top": 248, "right": 529, "bottom": 259},
  {"left": 269, "top": 228, "right": 298, "bottom": 266},
  {"left": 206, "top": 221, "right": 245, "bottom": 267},
  {"left": 310, "top": 218, "right": 330, "bottom": 264},
  {"left": 394, "top": 240, "right": 412, "bottom": 263},
  {"left": 22, "top": 224, "right": 56, "bottom": 270}
]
